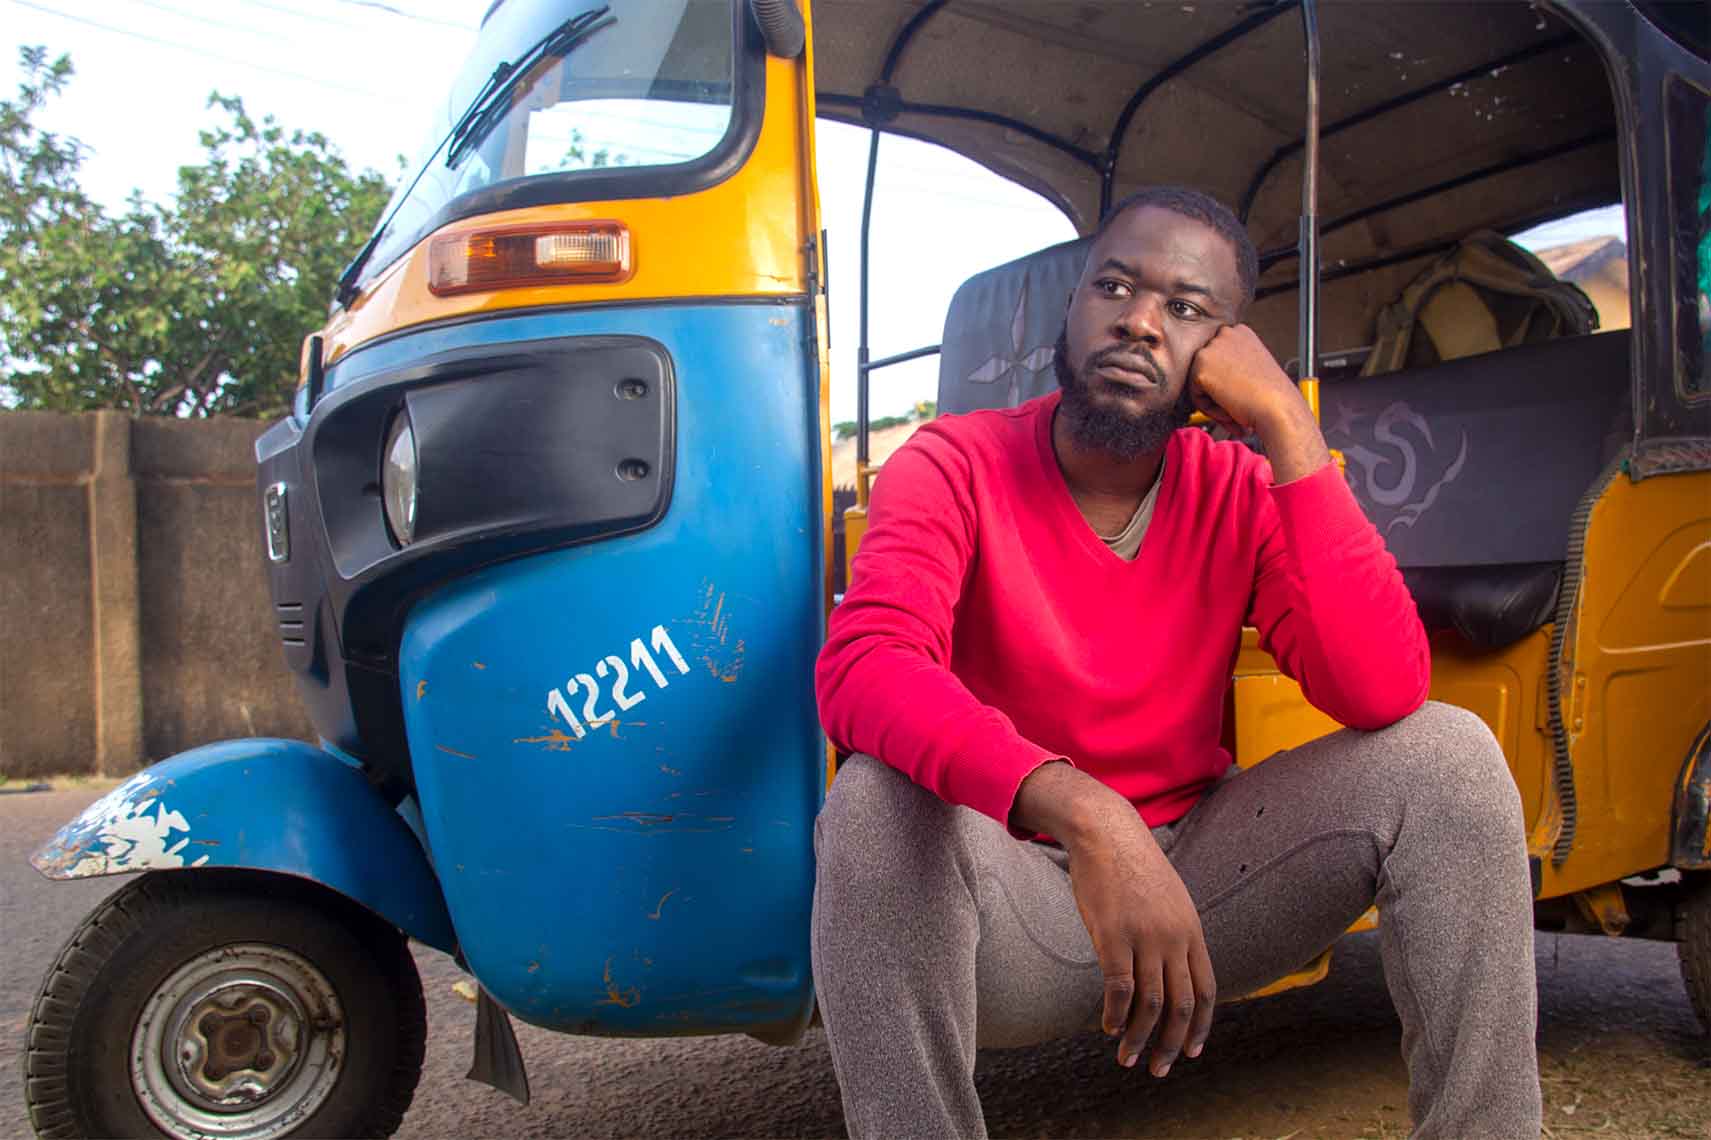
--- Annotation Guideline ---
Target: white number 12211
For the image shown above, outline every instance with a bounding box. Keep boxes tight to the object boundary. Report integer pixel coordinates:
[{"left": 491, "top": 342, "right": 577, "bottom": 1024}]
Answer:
[{"left": 545, "top": 624, "right": 691, "bottom": 739}]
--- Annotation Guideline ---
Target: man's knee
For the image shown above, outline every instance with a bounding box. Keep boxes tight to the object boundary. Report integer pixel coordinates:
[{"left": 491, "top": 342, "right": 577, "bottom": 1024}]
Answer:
[
  {"left": 1376, "top": 701, "right": 1523, "bottom": 834},
  {"left": 815, "top": 754, "right": 965, "bottom": 897}
]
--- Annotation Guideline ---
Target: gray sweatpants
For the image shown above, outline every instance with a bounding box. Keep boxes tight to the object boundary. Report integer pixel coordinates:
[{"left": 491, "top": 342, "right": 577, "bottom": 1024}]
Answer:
[{"left": 810, "top": 701, "right": 1542, "bottom": 1139}]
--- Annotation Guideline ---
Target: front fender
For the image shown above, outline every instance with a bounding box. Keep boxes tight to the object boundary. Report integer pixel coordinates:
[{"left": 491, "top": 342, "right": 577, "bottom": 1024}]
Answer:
[
  {"left": 1674, "top": 722, "right": 1711, "bottom": 871},
  {"left": 31, "top": 739, "right": 456, "bottom": 952}
]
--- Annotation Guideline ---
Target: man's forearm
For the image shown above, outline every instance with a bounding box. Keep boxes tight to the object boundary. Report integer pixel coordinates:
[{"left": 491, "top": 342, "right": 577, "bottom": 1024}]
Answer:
[
  {"left": 1010, "top": 760, "right": 1144, "bottom": 852},
  {"left": 1254, "top": 396, "right": 1332, "bottom": 485}
]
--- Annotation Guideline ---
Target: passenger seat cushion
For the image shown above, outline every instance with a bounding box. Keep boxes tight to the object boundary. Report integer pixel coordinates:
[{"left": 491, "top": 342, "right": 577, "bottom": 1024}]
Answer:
[{"left": 1402, "top": 563, "right": 1561, "bottom": 649}]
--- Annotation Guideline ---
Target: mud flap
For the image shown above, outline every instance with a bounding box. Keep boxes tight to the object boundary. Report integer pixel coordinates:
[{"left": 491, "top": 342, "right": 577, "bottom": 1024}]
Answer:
[{"left": 467, "top": 987, "right": 530, "bottom": 1105}]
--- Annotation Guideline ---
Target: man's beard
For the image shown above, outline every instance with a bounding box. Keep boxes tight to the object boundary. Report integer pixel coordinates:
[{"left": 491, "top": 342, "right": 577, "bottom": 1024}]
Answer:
[{"left": 1053, "top": 326, "right": 1194, "bottom": 460}]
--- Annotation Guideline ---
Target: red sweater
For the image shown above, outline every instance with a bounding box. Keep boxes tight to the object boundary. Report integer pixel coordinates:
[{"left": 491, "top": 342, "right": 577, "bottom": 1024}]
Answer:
[{"left": 816, "top": 392, "right": 1430, "bottom": 829}]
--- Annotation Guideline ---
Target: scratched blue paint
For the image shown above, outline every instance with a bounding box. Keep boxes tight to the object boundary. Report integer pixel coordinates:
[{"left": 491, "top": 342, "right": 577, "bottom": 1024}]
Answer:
[
  {"left": 31, "top": 739, "right": 456, "bottom": 951},
  {"left": 378, "top": 303, "right": 826, "bottom": 1037}
]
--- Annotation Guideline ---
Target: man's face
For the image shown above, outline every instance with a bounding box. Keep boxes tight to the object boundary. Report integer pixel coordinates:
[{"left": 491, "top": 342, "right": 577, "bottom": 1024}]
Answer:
[{"left": 1055, "top": 205, "right": 1243, "bottom": 459}]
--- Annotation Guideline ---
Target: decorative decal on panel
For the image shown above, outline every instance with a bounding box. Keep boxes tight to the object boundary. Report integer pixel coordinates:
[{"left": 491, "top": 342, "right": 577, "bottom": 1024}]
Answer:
[
  {"left": 1325, "top": 401, "right": 1469, "bottom": 534},
  {"left": 35, "top": 772, "right": 212, "bottom": 878},
  {"left": 967, "top": 287, "right": 1055, "bottom": 407}
]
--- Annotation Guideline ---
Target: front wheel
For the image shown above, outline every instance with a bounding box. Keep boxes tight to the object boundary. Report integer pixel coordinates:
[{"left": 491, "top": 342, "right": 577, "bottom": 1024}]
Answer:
[
  {"left": 1681, "top": 873, "right": 1711, "bottom": 1035},
  {"left": 25, "top": 870, "right": 426, "bottom": 1140}
]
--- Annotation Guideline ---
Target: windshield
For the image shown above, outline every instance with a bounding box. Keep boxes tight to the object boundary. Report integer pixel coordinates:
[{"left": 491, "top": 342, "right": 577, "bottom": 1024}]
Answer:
[{"left": 355, "top": 0, "right": 743, "bottom": 293}]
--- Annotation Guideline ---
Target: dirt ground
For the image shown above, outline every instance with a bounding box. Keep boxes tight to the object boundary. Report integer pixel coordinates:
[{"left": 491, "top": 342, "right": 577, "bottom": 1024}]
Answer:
[{"left": 5, "top": 783, "right": 1710, "bottom": 1139}]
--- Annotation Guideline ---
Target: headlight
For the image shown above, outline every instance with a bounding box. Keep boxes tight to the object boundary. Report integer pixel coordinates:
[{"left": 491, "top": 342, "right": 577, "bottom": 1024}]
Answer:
[{"left": 382, "top": 411, "right": 417, "bottom": 546}]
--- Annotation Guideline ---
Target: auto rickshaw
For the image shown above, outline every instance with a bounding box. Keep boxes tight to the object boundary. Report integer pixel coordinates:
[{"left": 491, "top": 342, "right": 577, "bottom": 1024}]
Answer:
[{"left": 24, "top": 1, "right": 1710, "bottom": 1137}]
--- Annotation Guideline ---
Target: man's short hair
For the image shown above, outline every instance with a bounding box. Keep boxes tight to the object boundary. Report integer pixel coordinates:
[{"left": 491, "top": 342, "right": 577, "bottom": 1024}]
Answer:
[{"left": 1095, "top": 186, "right": 1259, "bottom": 309}]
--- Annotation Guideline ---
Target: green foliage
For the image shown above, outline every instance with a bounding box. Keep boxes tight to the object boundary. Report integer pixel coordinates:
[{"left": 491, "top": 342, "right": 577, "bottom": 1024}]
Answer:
[
  {"left": 833, "top": 399, "right": 938, "bottom": 441},
  {"left": 560, "top": 127, "right": 628, "bottom": 171},
  {"left": 0, "top": 47, "right": 391, "bottom": 418}
]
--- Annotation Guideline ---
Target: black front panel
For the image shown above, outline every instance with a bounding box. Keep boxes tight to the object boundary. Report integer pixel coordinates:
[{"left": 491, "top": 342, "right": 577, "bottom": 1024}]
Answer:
[
  {"left": 253, "top": 334, "right": 678, "bottom": 783},
  {"left": 308, "top": 336, "right": 676, "bottom": 659}
]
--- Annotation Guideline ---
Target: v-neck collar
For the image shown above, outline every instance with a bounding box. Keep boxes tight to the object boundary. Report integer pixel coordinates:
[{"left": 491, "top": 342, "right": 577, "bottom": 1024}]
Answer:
[{"left": 1033, "top": 392, "right": 1181, "bottom": 570}]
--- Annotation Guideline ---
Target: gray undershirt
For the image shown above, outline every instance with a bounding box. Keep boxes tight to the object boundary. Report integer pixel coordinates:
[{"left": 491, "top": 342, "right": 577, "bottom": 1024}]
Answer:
[{"left": 1098, "top": 460, "right": 1164, "bottom": 561}]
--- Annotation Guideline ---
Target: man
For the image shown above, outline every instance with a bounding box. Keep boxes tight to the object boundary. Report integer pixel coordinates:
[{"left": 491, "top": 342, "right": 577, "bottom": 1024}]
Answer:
[{"left": 812, "top": 187, "right": 1541, "bottom": 1139}]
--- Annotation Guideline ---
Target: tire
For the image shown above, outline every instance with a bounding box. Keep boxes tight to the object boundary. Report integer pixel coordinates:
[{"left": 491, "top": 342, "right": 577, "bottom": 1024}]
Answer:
[
  {"left": 1679, "top": 873, "right": 1711, "bottom": 1034},
  {"left": 25, "top": 869, "right": 427, "bottom": 1140}
]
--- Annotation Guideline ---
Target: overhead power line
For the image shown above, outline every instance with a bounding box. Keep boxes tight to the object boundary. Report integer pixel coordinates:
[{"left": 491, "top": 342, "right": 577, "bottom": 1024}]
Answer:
[
  {"left": 332, "top": 0, "right": 474, "bottom": 30},
  {"left": 131, "top": 0, "right": 306, "bottom": 45},
  {"left": 6, "top": 0, "right": 414, "bottom": 104}
]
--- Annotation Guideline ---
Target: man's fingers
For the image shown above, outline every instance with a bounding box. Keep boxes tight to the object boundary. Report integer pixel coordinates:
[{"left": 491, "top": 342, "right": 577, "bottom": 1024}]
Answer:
[
  {"left": 1186, "top": 942, "right": 1217, "bottom": 1060},
  {"left": 1099, "top": 951, "right": 1136, "bottom": 1040},
  {"left": 1191, "top": 385, "right": 1240, "bottom": 434},
  {"left": 1118, "top": 956, "right": 1164, "bottom": 1068},
  {"left": 1149, "top": 956, "right": 1197, "bottom": 1077}
]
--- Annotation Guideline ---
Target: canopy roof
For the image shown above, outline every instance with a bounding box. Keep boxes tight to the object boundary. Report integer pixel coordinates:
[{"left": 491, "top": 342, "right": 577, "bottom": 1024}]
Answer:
[{"left": 811, "top": 1, "right": 1618, "bottom": 300}]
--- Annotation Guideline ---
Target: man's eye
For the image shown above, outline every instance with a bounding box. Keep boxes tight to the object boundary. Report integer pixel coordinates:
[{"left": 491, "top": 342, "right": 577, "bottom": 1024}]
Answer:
[
  {"left": 1096, "top": 280, "right": 1131, "bottom": 298},
  {"left": 1168, "top": 300, "right": 1204, "bottom": 319}
]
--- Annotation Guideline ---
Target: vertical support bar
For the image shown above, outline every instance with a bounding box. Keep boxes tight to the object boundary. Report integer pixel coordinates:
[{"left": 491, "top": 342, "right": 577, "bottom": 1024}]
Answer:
[
  {"left": 855, "top": 127, "right": 880, "bottom": 505},
  {"left": 1296, "top": 0, "right": 1322, "bottom": 392},
  {"left": 89, "top": 410, "right": 144, "bottom": 775}
]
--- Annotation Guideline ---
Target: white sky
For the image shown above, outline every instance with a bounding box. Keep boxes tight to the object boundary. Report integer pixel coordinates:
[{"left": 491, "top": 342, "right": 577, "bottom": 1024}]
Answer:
[
  {"left": 4, "top": 0, "right": 1622, "bottom": 424},
  {"left": 1, "top": 0, "right": 1074, "bottom": 424}
]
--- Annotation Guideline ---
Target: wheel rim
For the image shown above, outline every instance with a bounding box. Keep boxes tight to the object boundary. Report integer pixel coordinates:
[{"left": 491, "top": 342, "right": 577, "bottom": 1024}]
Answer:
[{"left": 130, "top": 943, "right": 346, "bottom": 1140}]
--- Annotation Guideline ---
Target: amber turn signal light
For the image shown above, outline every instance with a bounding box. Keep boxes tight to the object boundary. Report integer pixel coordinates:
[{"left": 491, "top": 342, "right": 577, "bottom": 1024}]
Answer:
[{"left": 428, "top": 221, "right": 632, "bottom": 296}]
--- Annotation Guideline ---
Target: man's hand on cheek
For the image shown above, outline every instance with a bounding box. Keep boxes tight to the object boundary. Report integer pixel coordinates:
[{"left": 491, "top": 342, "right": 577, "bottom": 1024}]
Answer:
[
  {"left": 1188, "top": 324, "right": 1331, "bottom": 482},
  {"left": 1186, "top": 324, "right": 1301, "bottom": 437}
]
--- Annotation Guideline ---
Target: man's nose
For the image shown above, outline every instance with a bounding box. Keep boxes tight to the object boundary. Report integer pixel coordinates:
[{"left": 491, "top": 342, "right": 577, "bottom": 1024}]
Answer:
[{"left": 1113, "top": 295, "right": 1163, "bottom": 345}]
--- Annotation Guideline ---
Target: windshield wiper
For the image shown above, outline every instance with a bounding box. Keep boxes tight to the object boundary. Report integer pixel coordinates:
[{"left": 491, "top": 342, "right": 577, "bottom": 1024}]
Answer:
[
  {"left": 334, "top": 5, "right": 615, "bottom": 307},
  {"left": 445, "top": 6, "right": 616, "bottom": 170}
]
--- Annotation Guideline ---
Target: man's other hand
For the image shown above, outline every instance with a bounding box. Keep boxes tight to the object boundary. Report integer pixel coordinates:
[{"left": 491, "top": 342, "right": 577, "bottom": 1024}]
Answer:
[{"left": 1011, "top": 762, "right": 1216, "bottom": 1075}]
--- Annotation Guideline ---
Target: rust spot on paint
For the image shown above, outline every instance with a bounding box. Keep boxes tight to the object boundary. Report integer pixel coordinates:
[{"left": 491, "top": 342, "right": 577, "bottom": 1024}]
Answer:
[
  {"left": 472, "top": 661, "right": 487, "bottom": 670},
  {"left": 596, "top": 958, "right": 640, "bottom": 1007},
  {"left": 681, "top": 580, "right": 746, "bottom": 684},
  {"left": 647, "top": 889, "right": 677, "bottom": 920},
  {"left": 416, "top": 680, "right": 427, "bottom": 700},
  {"left": 515, "top": 729, "right": 580, "bottom": 752},
  {"left": 527, "top": 961, "right": 540, "bottom": 974},
  {"left": 435, "top": 745, "right": 478, "bottom": 760}
]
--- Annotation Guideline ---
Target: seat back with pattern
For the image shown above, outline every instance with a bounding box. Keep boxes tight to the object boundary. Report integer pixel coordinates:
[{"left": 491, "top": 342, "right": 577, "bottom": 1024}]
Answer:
[{"left": 937, "top": 237, "right": 1090, "bottom": 414}]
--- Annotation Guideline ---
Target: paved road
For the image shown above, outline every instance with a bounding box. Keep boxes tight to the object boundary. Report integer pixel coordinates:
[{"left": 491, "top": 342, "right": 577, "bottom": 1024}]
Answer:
[{"left": 5, "top": 784, "right": 1708, "bottom": 1138}]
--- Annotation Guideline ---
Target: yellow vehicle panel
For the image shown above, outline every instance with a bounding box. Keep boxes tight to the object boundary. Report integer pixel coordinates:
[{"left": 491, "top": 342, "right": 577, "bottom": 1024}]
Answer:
[
  {"left": 319, "top": 51, "right": 814, "bottom": 367},
  {"left": 1544, "top": 469, "right": 1711, "bottom": 897}
]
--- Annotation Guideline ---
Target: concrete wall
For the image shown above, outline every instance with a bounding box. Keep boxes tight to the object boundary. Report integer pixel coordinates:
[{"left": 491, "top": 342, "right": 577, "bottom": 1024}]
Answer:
[{"left": 0, "top": 411, "right": 312, "bottom": 779}]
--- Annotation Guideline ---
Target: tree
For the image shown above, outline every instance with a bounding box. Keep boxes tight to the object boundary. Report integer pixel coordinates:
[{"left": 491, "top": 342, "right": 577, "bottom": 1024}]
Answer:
[{"left": 0, "top": 47, "right": 391, "bottom": 418}]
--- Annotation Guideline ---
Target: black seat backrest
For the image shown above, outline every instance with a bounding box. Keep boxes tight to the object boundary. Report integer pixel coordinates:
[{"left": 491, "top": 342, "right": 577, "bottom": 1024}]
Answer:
[
  {"left": 934, "top": 239, "right": 1630, "bottom": 575},
  {"left": 1320, "top": 329, "right": 1630, "bottom": 569},
  {"left": 937, "top": 237, "right": 1091, "bottom": 414}
]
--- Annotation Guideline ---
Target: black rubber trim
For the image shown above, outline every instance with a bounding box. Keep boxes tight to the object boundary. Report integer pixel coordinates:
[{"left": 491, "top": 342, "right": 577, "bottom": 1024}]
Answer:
[
  {"left": 306, "top": 336, "right": 678, "bottom": 661},
  {"left": 349, "top": 0, "right": 766, "bottom": 298},
  {"left": 816, "top": 92, "right": 1103, "bottom": 171},
  {"left": 1101, "top": 0, "right": 1299, "bottom": 215},
  {"left": 1546, "top": 452, "right": 1626, "bottom": 866}
]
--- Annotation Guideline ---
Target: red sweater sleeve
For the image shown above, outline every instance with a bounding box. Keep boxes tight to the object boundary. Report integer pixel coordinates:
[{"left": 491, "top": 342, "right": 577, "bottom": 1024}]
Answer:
[
  {"left": 1248, "top": 460, "right": 1431, "bottom": 728},
  {"left": 816, "top": 434, "right": 1063, "bottom": 826}
]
